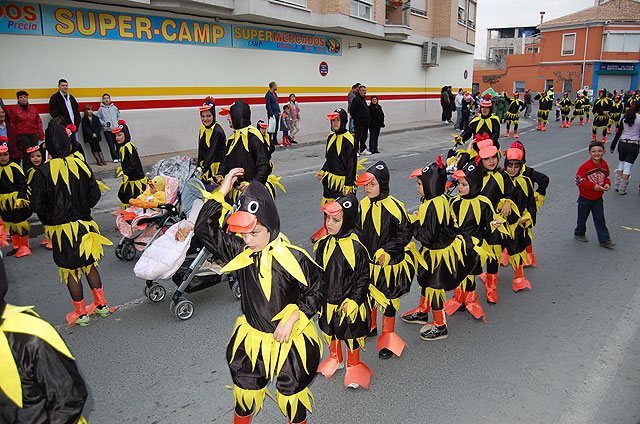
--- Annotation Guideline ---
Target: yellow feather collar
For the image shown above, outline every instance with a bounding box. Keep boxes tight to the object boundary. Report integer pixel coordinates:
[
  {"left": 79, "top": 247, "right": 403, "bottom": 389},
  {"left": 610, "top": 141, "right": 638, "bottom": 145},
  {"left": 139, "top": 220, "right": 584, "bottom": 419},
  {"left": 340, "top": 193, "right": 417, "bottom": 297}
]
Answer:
[{"left": 360, "top": 195, "right": 406, "bottom": 236}]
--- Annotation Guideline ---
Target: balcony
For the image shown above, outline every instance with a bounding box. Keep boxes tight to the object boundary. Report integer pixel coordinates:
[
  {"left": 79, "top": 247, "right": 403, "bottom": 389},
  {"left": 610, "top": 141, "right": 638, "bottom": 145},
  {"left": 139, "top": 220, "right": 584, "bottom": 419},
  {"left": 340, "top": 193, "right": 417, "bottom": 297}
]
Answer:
[{"left": 385, "top": 0, "right": 411, "bottom": 40}]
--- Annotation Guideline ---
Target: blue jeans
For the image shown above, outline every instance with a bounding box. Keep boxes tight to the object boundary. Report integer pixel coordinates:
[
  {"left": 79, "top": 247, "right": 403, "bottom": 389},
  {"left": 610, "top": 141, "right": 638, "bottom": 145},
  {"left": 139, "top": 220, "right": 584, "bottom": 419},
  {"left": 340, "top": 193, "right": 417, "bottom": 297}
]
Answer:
[
  {"left": 574, "top": 196, "right": 611, "bottom": 243},
  {"left": 455, "top": 106, "right": 463, "bottom": 129}
]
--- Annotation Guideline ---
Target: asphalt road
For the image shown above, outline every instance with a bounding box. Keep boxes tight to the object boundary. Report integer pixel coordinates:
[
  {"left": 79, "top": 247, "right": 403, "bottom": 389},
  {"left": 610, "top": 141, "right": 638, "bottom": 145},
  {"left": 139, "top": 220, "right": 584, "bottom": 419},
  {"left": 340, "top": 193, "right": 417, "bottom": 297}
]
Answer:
[{"left": 4, "top": 117, "right": 640, "bottom": 423}]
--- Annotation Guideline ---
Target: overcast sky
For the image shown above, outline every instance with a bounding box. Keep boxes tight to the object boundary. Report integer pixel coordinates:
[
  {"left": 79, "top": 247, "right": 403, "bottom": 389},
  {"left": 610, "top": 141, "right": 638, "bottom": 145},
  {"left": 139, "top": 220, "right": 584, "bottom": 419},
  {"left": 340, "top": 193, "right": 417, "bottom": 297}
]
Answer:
[{"left": 474, "top": 0, "right": 596, "bottom": 58}]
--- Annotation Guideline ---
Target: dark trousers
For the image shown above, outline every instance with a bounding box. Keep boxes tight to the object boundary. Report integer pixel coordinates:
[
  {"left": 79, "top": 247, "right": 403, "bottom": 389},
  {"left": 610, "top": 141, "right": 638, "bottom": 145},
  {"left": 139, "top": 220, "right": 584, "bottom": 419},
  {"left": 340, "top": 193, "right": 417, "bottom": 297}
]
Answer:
[
  {"left": 269, "top": 114, "right": 280, "bottom": 144},
  {"left": 103, "top": 131, "right": 118, "bottom": 161},
  {"left": 354, "top": 125, "right": 368, "bottom": 153},
  {"left": 369, "top": 126, "right": 380, "bottom": 153},
  {"left": 18, "top": 133, "right": 39, "bottom": 171},
  {"left": 575, "top": 195, "right": 611, "bottom": 243},
  {"left": 441, "top": 105, "right": 452, "bottom": 122}
]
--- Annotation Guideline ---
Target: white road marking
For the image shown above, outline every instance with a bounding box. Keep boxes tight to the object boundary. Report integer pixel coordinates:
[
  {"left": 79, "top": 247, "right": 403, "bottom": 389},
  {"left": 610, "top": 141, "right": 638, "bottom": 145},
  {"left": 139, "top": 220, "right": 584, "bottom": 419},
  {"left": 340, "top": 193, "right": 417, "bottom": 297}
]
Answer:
[
  {"left": 395, "top": 152, "right": 422, "bottom": 158},
  {"left": 530, "top": 148, "right": 585, "bottom": 168},
  {"left": 558, "top": 283, "right": 640, "bottom": 423}
]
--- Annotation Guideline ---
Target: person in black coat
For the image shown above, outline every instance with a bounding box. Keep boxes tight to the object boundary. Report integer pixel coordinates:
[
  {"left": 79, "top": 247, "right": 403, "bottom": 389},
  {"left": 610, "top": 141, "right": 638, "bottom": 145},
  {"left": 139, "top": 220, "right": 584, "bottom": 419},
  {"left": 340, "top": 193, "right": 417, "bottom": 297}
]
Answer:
[
  {"left": 368, "top": 96, "right": 385, "bottom": 154},
  {"left": 349, "top": 85, "right": 371, "bottom": 154},
  {"left": 81, "top": 104, "right": 106, "bottom": 166}
]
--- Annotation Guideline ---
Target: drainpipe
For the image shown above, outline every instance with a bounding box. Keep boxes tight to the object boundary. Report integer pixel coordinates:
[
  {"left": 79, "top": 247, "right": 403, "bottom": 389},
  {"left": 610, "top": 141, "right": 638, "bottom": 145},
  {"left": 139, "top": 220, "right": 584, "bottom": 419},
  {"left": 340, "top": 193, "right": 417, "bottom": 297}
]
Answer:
[{"left": 581, "top": 23, "right": 589, "bottom": 89}]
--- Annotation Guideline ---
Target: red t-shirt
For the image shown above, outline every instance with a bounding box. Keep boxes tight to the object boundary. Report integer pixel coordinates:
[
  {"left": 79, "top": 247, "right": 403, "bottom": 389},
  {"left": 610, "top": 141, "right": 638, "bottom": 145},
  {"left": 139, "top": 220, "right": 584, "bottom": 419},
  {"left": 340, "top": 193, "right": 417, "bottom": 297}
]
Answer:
[{"left": 575, "top": 158, "right": 610, "bottom": 200}]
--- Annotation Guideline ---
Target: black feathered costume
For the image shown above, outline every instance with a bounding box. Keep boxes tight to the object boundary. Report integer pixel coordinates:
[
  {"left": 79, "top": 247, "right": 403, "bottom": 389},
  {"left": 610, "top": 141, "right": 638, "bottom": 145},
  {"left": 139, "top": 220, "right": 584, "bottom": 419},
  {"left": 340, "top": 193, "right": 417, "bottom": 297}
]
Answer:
[
  {"left": 195, "top": 183, "right": 324, "bottom": 422},
  {"left": 115, "top": 122, "right": 147, "bottom": 208},
  {"left": 318, "top": 108, "right": 358, "bottom": 204},
  {"left": 218, "top": 99, "right": 277, "bottom": 203},
  {"left": 356, "top": 161, "right": 416, "bottom": 357},
  {"left": 314, "top": 194, "right": 373, "bottom": 389},
  {"left": 0, "top": 144, "right": 31, "bottom": 237},
  {"left": 30, "top": 123, "right": 114, "bottom": 326},
  {"left": 0, "top": 258, "right": 89, "bottom": 424},
  {"left": 197, "top": 97, "right": 226, "bottom": 182},
  {"left": 444, "top": 159, "right": 506, "bottom": 320}
]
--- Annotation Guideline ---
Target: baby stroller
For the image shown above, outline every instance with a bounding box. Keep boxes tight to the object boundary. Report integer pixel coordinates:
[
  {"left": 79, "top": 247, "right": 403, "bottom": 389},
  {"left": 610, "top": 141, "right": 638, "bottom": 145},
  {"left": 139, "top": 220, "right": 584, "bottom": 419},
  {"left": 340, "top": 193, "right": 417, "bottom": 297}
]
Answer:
[
  {"left": 133, "top": 173, "right": 240, "bottom": 320},
  {"left": 114, "top": 176, "right": 181, "bottom": 261}
]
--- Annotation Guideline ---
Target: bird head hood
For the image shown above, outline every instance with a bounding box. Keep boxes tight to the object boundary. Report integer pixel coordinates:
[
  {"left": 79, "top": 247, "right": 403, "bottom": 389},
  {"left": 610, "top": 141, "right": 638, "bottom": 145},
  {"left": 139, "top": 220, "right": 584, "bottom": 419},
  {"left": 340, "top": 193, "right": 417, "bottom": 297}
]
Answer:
[
  {"left": 227, "top": 183, "right": 280, "bottom": 243},
  {"left": 321, "top": 193, "right": 358, "bottom": 238},
  {"left": 149, "top": 176, "right": 165, "bottom": 193},
  {"left": 356, "top": 160, "right": 390, "bottom": 199},
  {"left": 507, "top": 141, "right": 527, "bottom": 164},
  {"left": 45, "top": 121, "right": 72, "bottom": 158},
  {"left": 326, "top": 108, "right": 348, "bottom": 134},
  {"left": 112, "top": 120, "right": 131, "bottom": 143},
  {"left": 410, "top": 156, "right": 447, "bottom": 200},
  {"left": 453, "top": 157, "right": 484, "bottom": 198},
  {"left": 227, "top": 99, "right": 252, "bottom": 130}
]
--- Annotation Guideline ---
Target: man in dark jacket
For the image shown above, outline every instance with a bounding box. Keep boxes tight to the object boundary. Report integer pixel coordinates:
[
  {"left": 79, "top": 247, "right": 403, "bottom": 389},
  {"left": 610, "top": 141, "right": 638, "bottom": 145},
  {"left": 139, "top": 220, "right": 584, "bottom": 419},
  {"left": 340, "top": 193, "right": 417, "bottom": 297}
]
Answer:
[
  {"left": 441, "top": 86, "right": 452, "bottom": 123},
  {"left": 49, "top": 79, "right": 81, "bottom": 128},
  {"left": 349, "top": 85, "right": 370, "bottom": 154},
  {"left": 265, "top": 81, "right": 280, "bottom": 145}
]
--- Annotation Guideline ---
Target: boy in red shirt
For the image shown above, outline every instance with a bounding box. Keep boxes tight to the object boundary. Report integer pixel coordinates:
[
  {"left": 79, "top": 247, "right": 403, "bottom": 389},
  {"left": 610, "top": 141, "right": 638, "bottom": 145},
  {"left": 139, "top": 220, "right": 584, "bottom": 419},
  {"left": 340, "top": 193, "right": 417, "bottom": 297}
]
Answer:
[{"left": 574, "top": 141, "right": 615, "bottom": 248}]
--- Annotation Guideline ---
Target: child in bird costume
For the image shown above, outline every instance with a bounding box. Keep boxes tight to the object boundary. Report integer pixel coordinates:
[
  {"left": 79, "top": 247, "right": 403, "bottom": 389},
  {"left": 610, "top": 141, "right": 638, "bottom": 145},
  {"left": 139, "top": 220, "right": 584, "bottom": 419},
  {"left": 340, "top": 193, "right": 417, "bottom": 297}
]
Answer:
[
  {"left": 356, "top": 161, "right": 417, "bottom": 360},
  {"left": 195, "top": 168, "right": 324, "bottom": 424},
  {"left": 315, "top": 194, "right": 373, "bottom": 389},
  {"left": 312, "top": 108, "right": 358, "bottom": 241},
  {"left": 25, "top": 144, "right": 53, "bottom": 250},
  {"left": 197, "top": 97, "right": 226, "bottom": 183},
  {"left": 30, "top": 122, "right": 115, "bottom": 327},
  {"left": 114, "top": 120, "right": 147, "bottom": 208},
  {"left": 0, "top": 137, "right": 32, "bottom": 258}
]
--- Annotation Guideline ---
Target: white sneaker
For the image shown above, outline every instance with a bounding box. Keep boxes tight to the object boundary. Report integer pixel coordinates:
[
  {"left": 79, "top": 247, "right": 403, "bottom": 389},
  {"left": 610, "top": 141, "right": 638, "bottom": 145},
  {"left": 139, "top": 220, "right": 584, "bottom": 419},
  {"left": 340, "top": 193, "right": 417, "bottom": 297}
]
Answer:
[
  {"left": 357, "top": 152, "right": 361, "bottom": 157},
  {"left": 362, "top": 149, "right": 371, "bottom": 155},
  {"left": 113, "top": 159, "right": 119, "bottom": 163},
  {"left": 346, "top": 382, "right": 360, "bottom": 389}
]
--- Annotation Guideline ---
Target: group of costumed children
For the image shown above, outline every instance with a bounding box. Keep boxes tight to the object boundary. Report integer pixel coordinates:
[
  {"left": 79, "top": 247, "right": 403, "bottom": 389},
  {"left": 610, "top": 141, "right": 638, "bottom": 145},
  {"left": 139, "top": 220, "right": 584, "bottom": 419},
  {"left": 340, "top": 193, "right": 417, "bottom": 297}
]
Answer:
[{"left": 188, "top": 103, "right": 549, "bottom": 423}]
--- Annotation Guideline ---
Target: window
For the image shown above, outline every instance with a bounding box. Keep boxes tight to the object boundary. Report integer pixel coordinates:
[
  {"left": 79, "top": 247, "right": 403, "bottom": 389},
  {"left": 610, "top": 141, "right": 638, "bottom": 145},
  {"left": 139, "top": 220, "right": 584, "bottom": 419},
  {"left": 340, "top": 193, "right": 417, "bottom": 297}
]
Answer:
[
  {"left": 545, "top": 79, "right": 554, "bottom": 92},
  {"left": 467, "top": 1, "right": 476, "bottom": 29},
  {"left": 351, "top": 0, "right": 372, "bottom": 20},
  {"left": 526, "top": 46, "right": 540, "bottom": 53},
  {"left": 411, "top": 0, "right": 427, "bottom": 16},
  {"left": 457, "top": 0, "right": 465, "bottom": 24},
  {"left": 273, "top": 0, "right": 307, "bottom": 7},
  {"left": 514, "top": 81, "right": 526, "bottom": 93},
  {"left": 604, "top": 33, "right": 640, "bottom": 52},
  {"left": 562, "top": 33, "right": 576, "bottom": 56}
]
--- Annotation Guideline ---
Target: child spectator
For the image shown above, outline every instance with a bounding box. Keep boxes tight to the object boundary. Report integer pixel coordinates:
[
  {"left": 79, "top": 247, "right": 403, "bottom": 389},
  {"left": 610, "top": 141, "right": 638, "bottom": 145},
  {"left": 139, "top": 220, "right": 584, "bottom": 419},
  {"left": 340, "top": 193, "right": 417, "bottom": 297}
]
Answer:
[
  {"left": 81, "top": 104, "right": 106, "bottom": 166},
  {"left": 96, "top": 93, "right": 121, "bottom": 163},
  {"left": 368, "top": 96, "right": 384, "bottom": 154},
  {"left": 280, "top": 104, "right": 291, "bottom": 146},
  {"left": 287, "top": 94, "right": 301, "bottom": 144},
  {"left": 574, "top": 141, "right": 615, "bottom": 248}
]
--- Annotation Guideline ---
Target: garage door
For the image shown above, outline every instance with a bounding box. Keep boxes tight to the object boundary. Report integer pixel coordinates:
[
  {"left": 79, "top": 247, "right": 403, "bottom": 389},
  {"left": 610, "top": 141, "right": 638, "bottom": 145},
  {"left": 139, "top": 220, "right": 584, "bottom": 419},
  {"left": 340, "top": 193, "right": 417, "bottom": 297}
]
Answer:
[{"left": 598, "top": 74, "right": 633, "bottom": 92}]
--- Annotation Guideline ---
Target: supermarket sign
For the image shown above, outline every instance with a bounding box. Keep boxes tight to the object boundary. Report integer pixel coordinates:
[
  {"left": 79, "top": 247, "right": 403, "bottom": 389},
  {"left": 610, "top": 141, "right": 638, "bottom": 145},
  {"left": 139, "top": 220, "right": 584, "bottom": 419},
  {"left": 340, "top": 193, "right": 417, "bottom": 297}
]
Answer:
[{"left": 0, "top": 1, "right": 341, "bottom": 55}]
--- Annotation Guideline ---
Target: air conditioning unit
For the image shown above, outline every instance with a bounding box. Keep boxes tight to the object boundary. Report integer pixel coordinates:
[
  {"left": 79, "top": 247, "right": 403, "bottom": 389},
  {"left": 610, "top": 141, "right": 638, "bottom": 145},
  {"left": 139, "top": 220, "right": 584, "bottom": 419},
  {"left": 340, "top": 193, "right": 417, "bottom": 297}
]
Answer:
[{"left": 422, "top": 41, "right": 440, "bottom": 67}]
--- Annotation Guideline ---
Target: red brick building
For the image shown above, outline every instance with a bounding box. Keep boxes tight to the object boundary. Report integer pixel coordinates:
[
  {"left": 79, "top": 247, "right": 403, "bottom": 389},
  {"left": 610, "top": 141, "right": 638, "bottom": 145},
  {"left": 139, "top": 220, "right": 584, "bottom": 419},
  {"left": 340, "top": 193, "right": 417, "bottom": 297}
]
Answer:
[{"left": 473, "top": 0, "right": 640, "bottom": 95}]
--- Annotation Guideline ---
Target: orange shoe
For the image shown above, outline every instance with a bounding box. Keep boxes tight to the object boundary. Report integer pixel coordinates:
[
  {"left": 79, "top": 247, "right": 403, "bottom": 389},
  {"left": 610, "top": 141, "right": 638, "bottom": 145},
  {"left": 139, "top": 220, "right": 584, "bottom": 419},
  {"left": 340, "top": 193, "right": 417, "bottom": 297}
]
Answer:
[
  {"left": 513, "top": 130, "right": 519, "bottom": 138},
  {"left": 591, "top": 134, "right": 597, "bottom": 142},
  {"left": 504, "top": 129, "right": 510, "bottom": 137},
  {"left": 15, "top": 236, "right": 32, "bottom": 258},
  {"left": 317, "top": 340, "right": 344, "bottom": 379},
  {"left": 484, "top": 273, "right": 499, "bottom": 304},
  {"left": 512, "top": 265, "right": 532, "bottom": 292},
  {"left": 444, "top": 286, "right": 465, "bottom": 316},
  {"left": 541, "top": 124, "right": 546, "bottom": 131},
  {"left": 234, "top": 412, "right": 253, "bottom": 424},
  {"left": 462, "top": 290, "right": 486, "bottom": 320},
  {"left": 344, "top": 348, "right": 373, "bottom": 389},
  {"left": 377, "top": 316, "right": 406, "bottom": 357}
]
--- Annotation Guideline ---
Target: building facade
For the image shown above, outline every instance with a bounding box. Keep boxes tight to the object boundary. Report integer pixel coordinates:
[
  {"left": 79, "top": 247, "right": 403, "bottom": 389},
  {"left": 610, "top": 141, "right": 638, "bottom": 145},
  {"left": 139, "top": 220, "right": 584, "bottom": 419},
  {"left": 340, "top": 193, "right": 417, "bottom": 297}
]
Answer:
[
  {"left": 0, "top": 0, "right": 476, "bottom": 156},
  {"left": 473, "top": 0, "right": 640, "bottom": 97}
]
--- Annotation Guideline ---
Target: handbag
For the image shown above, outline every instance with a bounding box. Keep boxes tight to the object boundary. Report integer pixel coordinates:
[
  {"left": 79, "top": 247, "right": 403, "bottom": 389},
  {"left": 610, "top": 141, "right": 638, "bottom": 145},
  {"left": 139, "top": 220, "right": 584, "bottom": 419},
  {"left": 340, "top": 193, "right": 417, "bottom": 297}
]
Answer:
[{"left": 267, "top": 115, "right": 276, "bottom": 133}]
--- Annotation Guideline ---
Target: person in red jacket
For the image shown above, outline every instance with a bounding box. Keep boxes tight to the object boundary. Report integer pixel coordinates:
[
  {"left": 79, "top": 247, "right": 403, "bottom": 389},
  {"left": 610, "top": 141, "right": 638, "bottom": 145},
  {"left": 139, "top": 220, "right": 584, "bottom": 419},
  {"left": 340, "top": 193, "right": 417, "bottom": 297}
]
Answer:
[
  {"left": 8, "top": 91, "right": 44, "bottom": 171},
  {"left": 574, "top": 141, "right": 615, "bottom": 248}
]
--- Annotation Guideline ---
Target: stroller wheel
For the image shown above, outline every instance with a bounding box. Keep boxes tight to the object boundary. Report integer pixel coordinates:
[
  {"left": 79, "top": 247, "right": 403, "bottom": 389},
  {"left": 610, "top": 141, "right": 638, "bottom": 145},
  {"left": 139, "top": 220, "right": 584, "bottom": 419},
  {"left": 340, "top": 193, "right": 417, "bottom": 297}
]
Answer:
[
  {"left": 173, "top": 299, "right": 194, "bottom": 320},
  {"left": 114, "top": 245, "right": 123, "bottom": 260},
  {"left": 231, "top": 280, "right": 241, "bottom": 300},
  {"left": 122, "top": 243, "right": 136, "bottom": 261},
  {"left": 146, "top": 285, "right": 166, "bottom": 303}
]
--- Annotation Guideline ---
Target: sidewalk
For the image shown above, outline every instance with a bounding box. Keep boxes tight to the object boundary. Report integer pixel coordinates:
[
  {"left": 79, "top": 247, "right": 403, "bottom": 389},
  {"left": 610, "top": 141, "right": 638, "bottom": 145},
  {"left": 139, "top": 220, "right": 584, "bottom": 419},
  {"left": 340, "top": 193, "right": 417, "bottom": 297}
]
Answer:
[{"left": 91, "top": 119, "right": 448, "bottom": 181}]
